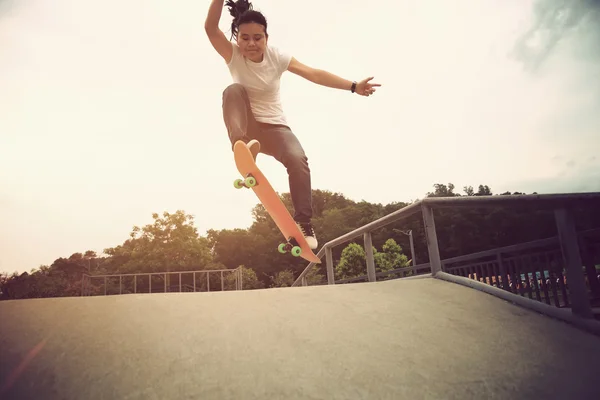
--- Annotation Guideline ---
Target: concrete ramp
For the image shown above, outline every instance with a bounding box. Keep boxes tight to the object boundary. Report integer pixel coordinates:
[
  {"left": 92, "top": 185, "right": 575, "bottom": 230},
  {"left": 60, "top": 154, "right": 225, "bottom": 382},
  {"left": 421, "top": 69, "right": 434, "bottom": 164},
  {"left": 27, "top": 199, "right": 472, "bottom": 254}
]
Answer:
[{"left": 1, "top": 277, "right": 599, "bottom": 399}]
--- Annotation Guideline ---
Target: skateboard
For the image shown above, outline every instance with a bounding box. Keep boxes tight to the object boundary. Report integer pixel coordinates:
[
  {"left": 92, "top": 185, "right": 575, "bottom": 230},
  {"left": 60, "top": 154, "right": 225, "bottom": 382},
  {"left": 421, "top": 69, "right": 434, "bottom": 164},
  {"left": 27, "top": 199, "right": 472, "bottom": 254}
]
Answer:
[{"left": 232, "top": 140, "right": 321, "bottom": 264}]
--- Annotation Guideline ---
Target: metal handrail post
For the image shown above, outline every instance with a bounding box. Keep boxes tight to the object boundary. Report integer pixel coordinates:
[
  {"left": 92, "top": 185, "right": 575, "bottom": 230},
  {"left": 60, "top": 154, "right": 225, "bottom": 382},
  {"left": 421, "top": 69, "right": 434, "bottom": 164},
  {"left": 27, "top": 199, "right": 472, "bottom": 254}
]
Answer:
[
  {"left": 422, "top": 204, "right": 442, "bottom": 276},
  {"left": 326, "top": 247, "right": 335, "bottom": 285},
  {"left": 364, "top": 232, "right": 376, "bottom": 282},
  {"left": 554, "top": 207, "right": 593, "bottom": 319}
]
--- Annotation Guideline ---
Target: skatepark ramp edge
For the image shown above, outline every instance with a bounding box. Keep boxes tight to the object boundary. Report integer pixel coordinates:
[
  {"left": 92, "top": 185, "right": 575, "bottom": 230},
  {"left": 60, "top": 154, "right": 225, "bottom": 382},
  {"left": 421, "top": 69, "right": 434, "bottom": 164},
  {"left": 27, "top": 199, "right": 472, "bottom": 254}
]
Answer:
[{"left": 292, "top": 192, "right": 600, "bottom": 337}]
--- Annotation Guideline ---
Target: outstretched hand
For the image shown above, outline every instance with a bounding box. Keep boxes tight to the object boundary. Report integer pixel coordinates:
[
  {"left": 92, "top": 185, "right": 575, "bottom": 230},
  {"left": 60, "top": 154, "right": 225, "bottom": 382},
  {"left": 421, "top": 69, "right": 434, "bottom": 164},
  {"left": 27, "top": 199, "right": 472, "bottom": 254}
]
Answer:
[{"left": 355, "top": 77, "right": 381, "bottom": 97}]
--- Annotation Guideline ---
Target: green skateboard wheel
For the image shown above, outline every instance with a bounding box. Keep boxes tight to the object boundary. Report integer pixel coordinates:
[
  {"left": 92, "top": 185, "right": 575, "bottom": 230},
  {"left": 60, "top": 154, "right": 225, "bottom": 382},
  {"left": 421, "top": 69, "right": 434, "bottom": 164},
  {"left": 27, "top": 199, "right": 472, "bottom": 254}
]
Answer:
[
  {"left": 234, "top": 179, "right": 244, "bottom": 189},
  {"left": 291, "top": 246, "right": 302, "bottom": 257},
  {"left": 245, "top": 176, "right": 257, "bottom": 187},
  {"left": 278, "top": 243, "right": 287, "bottom": 253}
]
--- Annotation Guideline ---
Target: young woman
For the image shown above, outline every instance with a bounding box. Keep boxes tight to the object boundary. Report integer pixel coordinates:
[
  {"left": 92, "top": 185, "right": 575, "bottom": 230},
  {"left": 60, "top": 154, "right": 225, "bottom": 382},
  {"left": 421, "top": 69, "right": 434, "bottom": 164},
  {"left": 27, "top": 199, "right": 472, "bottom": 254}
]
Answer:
[{"left": 204, "top": 0, "right": 381, "bottom": 250}]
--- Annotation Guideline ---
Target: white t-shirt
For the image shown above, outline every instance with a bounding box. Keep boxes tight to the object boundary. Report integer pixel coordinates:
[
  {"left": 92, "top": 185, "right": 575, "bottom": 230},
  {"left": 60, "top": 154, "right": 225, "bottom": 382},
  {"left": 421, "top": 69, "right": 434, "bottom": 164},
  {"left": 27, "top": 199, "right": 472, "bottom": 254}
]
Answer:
[{"left": 226, "top": 43, "right": 292, "bottom": 126}]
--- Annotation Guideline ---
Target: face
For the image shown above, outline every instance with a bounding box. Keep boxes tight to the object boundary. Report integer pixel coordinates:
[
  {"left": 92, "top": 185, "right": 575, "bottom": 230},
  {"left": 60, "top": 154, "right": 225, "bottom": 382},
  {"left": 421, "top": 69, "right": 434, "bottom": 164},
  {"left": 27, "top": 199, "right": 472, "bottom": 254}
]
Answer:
[{"left": 237, "top": 22, "right": 268, "bottom": 62}]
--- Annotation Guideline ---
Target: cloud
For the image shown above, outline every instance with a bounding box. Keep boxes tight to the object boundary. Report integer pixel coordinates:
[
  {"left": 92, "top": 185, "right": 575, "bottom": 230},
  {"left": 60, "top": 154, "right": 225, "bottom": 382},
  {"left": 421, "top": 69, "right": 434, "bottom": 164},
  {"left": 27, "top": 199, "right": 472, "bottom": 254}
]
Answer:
[
  {"left": 0, "top": 0, "right": 18, "bottom": 16},
  {"left": 511, "top": 0, "right": 600, "bottom": 71},
  {"left": 503, "top": 0, "right": 600, "bottom": 197}
]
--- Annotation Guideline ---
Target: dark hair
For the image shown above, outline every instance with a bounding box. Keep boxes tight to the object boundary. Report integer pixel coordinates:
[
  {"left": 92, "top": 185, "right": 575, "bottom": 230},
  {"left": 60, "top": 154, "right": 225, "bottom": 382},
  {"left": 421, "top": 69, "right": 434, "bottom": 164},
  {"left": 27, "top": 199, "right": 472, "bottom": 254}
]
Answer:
[{"left": 225, "top": 0, "right": 268, "bottom": 40}]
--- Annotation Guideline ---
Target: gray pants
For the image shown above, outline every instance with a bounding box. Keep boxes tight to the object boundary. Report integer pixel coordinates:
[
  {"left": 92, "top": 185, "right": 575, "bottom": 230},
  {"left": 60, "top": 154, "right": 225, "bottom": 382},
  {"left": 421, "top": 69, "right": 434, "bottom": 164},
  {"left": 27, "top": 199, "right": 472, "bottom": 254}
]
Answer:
[{"left": 222, "top": 83, "right": 313, "bottom": 223}]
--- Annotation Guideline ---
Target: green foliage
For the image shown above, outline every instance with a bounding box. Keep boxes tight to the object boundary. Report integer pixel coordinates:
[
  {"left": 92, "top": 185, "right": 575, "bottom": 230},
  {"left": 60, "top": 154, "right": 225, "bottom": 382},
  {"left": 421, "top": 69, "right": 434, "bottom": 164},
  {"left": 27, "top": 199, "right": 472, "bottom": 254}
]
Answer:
[
  {"left": 237, "top": 266, "right": 264, "bottom": 290},
  {"left": 374, "top": 239, "right": 410, "bottom": 274},
  {"left": 2, "top": 183, "right": 599, "bottom": 300},
  {"left": 270, "top": 269, "right": 295, "bottom": 287},
  {"left": 336, "top": 243, "right": 366, "bottom": 279},
  {"left": 304, "top": 266, "right": 326, "bottom": 286},
  {"left": 103, "top": 211, "right": 213, "bottom": 274},
  {"left": 0, "top": 253, "right": 89, "bottom": 299},
  {"left": 335, "top": 239, "right": 410, "bottom": 280}
]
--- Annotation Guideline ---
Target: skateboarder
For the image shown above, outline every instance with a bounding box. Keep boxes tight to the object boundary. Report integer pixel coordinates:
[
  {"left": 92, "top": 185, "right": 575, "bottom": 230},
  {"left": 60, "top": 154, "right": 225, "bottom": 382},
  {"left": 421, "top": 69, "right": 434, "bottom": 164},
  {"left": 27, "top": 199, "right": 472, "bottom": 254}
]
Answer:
[{"left": 204, "top": 0, "right": 381, "bottom": 250}]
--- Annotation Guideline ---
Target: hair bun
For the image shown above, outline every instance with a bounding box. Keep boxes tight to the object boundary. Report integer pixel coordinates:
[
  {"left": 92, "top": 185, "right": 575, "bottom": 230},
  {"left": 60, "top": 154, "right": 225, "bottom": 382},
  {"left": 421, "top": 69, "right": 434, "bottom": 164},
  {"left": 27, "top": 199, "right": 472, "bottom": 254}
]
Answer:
[
  {"left": 225, "top": 0, "right": 253, "bottom": 20},
  {"left": 225, "top": 0, "right": 266, "bottom": 41}
]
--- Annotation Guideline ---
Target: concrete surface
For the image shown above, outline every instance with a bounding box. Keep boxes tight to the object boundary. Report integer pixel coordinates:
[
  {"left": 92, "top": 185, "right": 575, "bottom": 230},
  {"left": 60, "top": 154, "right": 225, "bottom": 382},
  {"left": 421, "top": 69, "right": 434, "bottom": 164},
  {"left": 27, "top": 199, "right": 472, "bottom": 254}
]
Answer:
[{"left": 1, "top": 277, "right": 600, "bottom": 399}]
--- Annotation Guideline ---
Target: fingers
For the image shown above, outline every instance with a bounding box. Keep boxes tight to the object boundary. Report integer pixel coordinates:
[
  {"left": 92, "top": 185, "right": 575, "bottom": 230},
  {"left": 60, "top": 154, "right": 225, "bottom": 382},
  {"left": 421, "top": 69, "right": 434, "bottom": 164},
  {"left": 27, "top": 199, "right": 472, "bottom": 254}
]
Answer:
[
  {"left": 362, "top": 77, "right": 381, "bottom": 86},
  {"left": 363, "top": 88, "right": 376, "bottom": 97},
  {"left": 357, "top": 77, "right": 381, "bottom": 97}
]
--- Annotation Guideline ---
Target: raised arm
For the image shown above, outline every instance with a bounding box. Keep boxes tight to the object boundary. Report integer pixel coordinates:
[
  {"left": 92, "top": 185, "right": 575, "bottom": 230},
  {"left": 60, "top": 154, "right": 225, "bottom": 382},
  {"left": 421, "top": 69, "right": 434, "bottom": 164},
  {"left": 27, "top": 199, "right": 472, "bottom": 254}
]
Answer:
[
  {"left": 204, "top": 0, "right": 233, "bottom": 63},
  {"left": 287, "top": 57, "right": 381, "bottom": 97}
]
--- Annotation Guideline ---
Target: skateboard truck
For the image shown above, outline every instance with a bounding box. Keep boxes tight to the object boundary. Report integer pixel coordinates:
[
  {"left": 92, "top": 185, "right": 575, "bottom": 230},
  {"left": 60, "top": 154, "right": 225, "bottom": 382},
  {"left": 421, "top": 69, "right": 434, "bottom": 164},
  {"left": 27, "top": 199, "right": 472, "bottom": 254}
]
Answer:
[
  {"left": 234, "top": 173, "right": 258, "bottom": 189},
  {"left": 278, "top": 237, "right": 302, "bottom": 257}
]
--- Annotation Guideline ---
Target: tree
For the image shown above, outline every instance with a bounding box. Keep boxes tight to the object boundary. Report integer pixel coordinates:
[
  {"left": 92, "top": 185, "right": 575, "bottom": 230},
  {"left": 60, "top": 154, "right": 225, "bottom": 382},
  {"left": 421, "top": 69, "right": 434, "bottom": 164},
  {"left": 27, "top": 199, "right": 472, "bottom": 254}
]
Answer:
[
  {"left": 0, "top": 257, "right": 84, "bottom": 299},
  {"left": 477, "top": 185, "right": 492, "bottom": 196},
  {"left": 239, "top": 266, "right": 264, "bottom": 290},
  {"left": 103, "top": 211, "right": 213, "bottom": 274},
  {"left": 336, "top": 239, "right": 409, "bottom": 280},
  {"left": 304, "top": 266, "right": 326, "bottom": 286},
  {"left": 3, "top": 182, "right": 599, "bottom": 300},
  {"left": 207, "top": 228, "right": 263, "bottom": 270},
  {"left": 463, "top": 185, "right": 492, "bottom": 196},
  {"left": 270, "top": 270, "right": 295, "bottom": 287},
  {"left": 335, "top": 243, "right": 366, "bottom": 279},
  {"left": 428, "top": 183, "right": 459, "bottom": 198},
  {"left": 224, "top": 265, "right": 265, "bottom": 290},
  {"left": 374, "top": 239, "right": 410, "bottom": 276}
]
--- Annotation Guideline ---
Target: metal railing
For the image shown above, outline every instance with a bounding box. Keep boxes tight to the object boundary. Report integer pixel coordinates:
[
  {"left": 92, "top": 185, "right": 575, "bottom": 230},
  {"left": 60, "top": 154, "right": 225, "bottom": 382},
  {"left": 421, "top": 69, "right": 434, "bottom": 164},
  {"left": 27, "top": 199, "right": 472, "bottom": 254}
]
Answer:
[
  {"left": 444, "top": 229, "right": 600, "bottom": 306},
  {"left": 333, "top": 229, "right": 600, "bottom": 303},
  {"left": 81, "top": 267, "right": 243, "bottom": 296},
  {"left": 292, "top": 192, "right": 600, "bottom": 323}
]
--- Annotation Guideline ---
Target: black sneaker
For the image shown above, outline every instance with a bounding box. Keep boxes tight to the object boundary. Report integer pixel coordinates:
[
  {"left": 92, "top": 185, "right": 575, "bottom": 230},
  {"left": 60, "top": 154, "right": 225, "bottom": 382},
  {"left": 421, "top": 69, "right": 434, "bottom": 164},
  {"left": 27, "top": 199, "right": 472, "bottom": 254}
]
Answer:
[{"left": 296, "top": 221, "right": 318, "bottom": 250}]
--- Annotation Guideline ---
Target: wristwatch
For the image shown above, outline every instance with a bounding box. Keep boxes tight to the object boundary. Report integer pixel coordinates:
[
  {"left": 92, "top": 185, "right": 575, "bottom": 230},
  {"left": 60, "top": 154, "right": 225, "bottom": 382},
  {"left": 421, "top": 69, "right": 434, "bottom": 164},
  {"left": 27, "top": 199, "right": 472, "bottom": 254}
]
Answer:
[{"left": 351, "top": 81, "right": 357, "bottom": 93}]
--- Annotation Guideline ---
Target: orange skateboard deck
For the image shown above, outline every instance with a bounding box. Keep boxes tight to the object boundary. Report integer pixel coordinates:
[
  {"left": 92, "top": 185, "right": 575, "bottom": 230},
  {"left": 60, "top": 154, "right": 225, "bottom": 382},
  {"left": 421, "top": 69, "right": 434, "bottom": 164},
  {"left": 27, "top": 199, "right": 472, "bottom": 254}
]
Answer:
[{"left": 233, "top": 140, "right": 321, "bottom": 264}]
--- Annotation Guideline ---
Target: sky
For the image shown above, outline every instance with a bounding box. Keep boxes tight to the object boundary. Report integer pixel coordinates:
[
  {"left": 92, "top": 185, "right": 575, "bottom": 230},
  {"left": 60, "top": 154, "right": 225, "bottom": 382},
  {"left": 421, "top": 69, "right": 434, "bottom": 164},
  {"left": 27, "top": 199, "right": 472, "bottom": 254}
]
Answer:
[{"left": 1, "top": 0, "right": 599, "bottom": 274}]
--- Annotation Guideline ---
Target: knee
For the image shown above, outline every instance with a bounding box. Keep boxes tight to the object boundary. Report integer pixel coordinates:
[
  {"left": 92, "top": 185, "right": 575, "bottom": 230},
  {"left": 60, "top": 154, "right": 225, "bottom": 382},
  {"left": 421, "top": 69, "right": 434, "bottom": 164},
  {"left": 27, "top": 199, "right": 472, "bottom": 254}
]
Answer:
[
  {"left": 222, "top": 83, "right": 246, "bottom": 100},
  {"left": 283, "top": 148, "right": 309, "bottom": 170}
]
